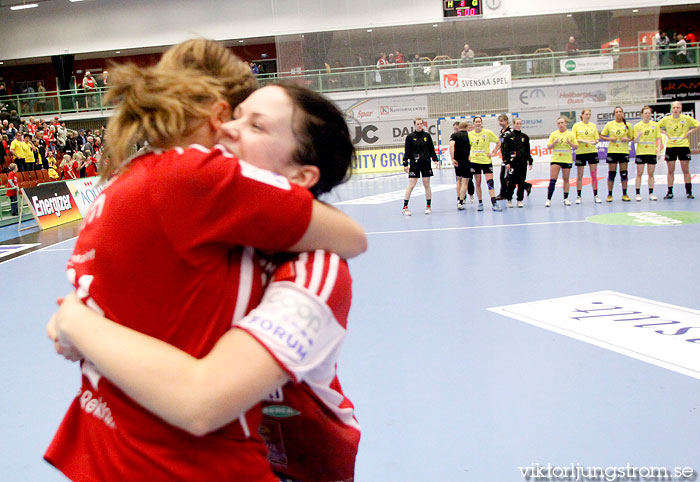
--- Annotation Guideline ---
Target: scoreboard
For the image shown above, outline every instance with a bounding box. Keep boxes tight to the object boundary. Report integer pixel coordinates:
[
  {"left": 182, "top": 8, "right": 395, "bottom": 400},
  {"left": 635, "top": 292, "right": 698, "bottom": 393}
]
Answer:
[{"left": 443, "top": 0, "right": 483, "bottom": 17}]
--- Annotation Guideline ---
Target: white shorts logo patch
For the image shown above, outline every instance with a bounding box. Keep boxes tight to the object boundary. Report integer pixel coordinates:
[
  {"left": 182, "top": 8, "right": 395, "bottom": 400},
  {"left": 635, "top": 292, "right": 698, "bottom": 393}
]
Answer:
[{"left": 489, "top": 291, "right": 700, "bottom": 380}]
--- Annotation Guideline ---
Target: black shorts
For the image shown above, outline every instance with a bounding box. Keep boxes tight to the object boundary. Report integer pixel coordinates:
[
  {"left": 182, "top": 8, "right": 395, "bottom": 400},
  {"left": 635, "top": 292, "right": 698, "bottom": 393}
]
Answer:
[
  {"left": 665, "top": 147, "right": 691, "bottom": 162},
  {"left": 408, "top": 160, "right": 433, "bottom": 178},
  {"left": 551, "top": 161, "right": 573, "bottom": 168},
  {"left": 454, "top": 160, "right": 472, "bottom": 178},
  {"left": 635, "top": 155, "right": 657, "bottom": 165},
  {"left": 470, "top": 163, "right": 493, "bottom": 175},
  {"left": 606, "top": 153, "right": 629, "bottom": 163},
  {"left": 574, "top": 152, "right": 599, "bottom": 167}
]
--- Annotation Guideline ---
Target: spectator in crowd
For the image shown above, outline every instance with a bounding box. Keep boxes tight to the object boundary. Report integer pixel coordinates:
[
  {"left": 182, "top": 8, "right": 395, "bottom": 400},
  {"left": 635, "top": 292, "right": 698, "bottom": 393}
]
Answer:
[
  {"left": 1, "top": 135, "right": 9, "bottom": 167},
  {"left": 0, "top": 83, "right": 8, "bottom": 98},
  {"left": 71, "top": 152, "right": 82, "bottom": 178},
  {"left": 9, "top": 110, "right": 21, "bottom": 129},
  {"left": 82, "top": 152, "right": 98, "bottom": 177},
  {"left": 37, "top": 82, "right": 47, "bottom": 112},
  {"left": 23, "top": 133, "right": 38, "bottom": 171},
  {"left": 102, "top": 70, "right": 109, "bottom": 86},
  {"left": 387, "top": 53, "right": 398, "bottom": 84},
  {"left": 82, "top": 72, "right": 97, "bottom": 108},
  {"left": 6, "top": 122, "right": 17, "bottom": 142},
  {"left": 686, "top": 28, "right": 697, "bottom": 62},
  {"left": 411, "top": 53, "right": 427, "bottom": 82},
  {"left": 249, "top": 62, "right": 260, "bottom": 74},
  {"left": 46, "top": 125, "right": 57, "bottom": 154},
  {"left": 6, "top": 163, "right": 18, "bottom": 216},
  {"left": 460, "top": 44, "right": 475, "bottom": 65},
  {"left": 657, "top": 31, "right": 670, "bottom": 65},
  {"left": 33, "top": 135, "right": 48, "bottom": 170},
  {"left": 674, "top": 33, "right": 689, "bottom": 64},
  {"left": 566, "top": 36, "right": 580, "bottom": 55},
  {"left": 80, "top": 136, "right": 95, "bottom": 176},
  {"left": 76, "top": 129, "right": 87, "bottom": 148},
  {"left": 59, "top": 154, "right": 75, "bottom": 179},
  {"left": 10, "top": 132, "right": 27, "bottom": 171},
  {"left": 47, "top": 152, "right": 60, "bottom": 180},
  {"left": 65, "top": 132, "right": 78, "bottom": 157},
  {"left": 376, "top": 52, "right": 388, "bottom": 84},
  {"left": 0, "top": 108, "right": 9, "bottom": 124},
  {"left": 56, "top": 122, "right": 67, "bottom": 153},
  {"left": 25, "top": 84, "right": 36, "bottom": 112},
  {"left": 27, "top": 117, "right": 37, "bottom": 135}
]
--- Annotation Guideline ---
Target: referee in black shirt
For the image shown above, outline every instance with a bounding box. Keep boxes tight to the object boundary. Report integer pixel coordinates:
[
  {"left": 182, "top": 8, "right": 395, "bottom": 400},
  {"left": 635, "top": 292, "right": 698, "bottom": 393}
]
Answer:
[{"left": 402, "top": 117, "right": 439, "bottom": 215}]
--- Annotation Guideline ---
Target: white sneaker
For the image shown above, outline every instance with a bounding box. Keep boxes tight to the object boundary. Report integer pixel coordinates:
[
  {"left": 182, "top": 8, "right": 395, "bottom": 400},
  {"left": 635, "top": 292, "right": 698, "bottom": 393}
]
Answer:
[
  {"left": 402, "top": 207, "right": 411, "bottom": 216},
  {"left": 649, "top": 194, "right": 658, "bottom": 201},
  {"left": 517, "top": 201, "right": 524, "bottom": 208},
  {"left": 635, "top": 194, "right": 642, "bottom": 202},
  {"left": 564, "top": 199, "right": 572, "bottom": 206},
  {"left": 457, "top": 201, "right": 465, "bottom": 211},
  {"left": 424, "top": 206, "right": 431, "bottom": 215},
  {"left": 594, "top": 195, "right": 602, "bottom": 204},
  {"left": 545, "top": 199, "right": 551, "bottom": 207},
  {"left": 575, "top": 196, "right": 582, "bottom": 204},
  {"left": 506, "top": 200, "right": 513, "bottom": 208},
  {"left": 469, "top": 195, "right": 475, "bottom": 203}
]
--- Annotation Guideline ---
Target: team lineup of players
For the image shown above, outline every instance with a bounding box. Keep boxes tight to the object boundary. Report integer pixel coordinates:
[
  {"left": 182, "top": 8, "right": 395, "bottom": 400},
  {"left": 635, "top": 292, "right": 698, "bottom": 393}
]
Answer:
[{"left": 400, "top": 101, "right": 700, "bottom": 214}]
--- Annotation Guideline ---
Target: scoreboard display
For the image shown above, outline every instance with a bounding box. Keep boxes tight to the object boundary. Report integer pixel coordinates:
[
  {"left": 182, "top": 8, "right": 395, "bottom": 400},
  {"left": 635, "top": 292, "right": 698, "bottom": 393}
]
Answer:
[{"left": 443, "top": 0, "right": 483, "bottom": 17}]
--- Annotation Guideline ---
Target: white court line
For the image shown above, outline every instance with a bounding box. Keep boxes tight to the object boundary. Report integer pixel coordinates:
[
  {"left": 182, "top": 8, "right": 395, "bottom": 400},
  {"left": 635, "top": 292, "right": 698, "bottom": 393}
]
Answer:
[
  {"left": 367, "top": 219, "right": 587, "bottom": 235},
  {"left": 0, "top": 236, "right": 78, "bottom": 265}
]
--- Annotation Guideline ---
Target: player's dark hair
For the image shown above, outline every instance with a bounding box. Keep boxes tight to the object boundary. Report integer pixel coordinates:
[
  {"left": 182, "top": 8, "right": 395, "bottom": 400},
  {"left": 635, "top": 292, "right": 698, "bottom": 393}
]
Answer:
[
  {"left": 278, "top": 83, "right": 354, "bottom": 197},
  {"left": 614, "top": 106, "right": 627, "bottom": 128}
]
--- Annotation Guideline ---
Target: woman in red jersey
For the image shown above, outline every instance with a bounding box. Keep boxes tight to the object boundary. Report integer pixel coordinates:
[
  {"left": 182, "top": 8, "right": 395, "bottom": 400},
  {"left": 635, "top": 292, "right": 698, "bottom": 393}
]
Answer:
[
  {"left": 50, "top": 84, "right": 362, "bottom": 482},
  {"left": 44, "top": 40, "right": 366, "bottom": 482}
]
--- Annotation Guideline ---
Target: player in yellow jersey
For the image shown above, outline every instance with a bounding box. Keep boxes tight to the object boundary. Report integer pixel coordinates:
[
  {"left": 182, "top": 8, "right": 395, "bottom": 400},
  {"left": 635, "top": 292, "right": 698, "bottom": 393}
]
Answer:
[
  {"left": 600, "top": 106, "right": 633, "bottom": 202},
  {"left": 658, "top": 101, "right": 700, "bottom": 199},
  {"left": 572, "top": 109, "right": 601, "bottom": 204},
  {"left": 468, "top": 116, "right": 502, "bottom": 212},
  {"left": 545, "top": 117, "right": 578, "bottom": 207},
  {"left": 632, "top": 106, "right": 664, "bottom": 201}
]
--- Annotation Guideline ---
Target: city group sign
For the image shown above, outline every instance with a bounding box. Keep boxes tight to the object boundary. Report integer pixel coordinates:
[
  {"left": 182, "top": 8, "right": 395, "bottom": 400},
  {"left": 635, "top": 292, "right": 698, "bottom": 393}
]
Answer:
[{"left": 439, "top": 65, "right": 511, "bottom": 93}]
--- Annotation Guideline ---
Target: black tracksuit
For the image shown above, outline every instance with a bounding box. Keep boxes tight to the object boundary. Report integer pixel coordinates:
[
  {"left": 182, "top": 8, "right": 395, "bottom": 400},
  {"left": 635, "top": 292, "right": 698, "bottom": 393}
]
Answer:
[
  {"left": 502, "top": 129, "right": 533, "bottom": 202},
  {"left": 498, "top": 126, "right": 512, "bottom": 198}
]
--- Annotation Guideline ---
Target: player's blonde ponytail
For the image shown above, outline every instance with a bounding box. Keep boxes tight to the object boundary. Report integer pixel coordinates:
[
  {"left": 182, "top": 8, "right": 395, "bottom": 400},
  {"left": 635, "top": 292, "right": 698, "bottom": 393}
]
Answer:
[{"left": 102, "top": 39, "right": 257, "bottom": 181}]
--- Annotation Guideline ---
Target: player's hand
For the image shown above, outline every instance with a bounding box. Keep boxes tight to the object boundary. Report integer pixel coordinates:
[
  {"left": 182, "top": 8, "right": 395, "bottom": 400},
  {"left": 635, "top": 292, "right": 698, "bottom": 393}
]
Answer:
[
  {"left": 453, "top": 160, "right": 458, "bottom": 167},
  {"left": 47, "top": 312, "right": 83, "bottom": 362},
  {"left": 49, "top": 292, "right": 88, "bottom": 362}
]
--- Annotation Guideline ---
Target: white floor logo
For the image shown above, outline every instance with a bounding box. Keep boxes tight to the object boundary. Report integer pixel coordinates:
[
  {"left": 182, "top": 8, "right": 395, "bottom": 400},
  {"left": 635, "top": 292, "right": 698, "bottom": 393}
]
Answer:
[
  {"left": 626, "top": 212, "right": 681, "bottom": 225},
  {"left": 489, "top": 291, "right": 700, "bottom": 380}
]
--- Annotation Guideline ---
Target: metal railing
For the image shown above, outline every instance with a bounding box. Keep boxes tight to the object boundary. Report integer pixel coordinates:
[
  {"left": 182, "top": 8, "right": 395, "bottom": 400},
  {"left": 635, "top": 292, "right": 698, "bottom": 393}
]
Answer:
[{"left": 1, "top": 45, "right": 698, "bottom": 118}]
